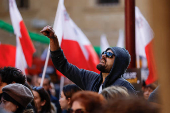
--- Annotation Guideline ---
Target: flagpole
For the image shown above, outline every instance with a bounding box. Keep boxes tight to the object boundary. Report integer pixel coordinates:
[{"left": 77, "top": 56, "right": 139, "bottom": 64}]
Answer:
[
  {"left": 136, "top": 55, "right": 140, "bottom": 68},
  {"left": 59, "top": 76, "right": 64, "bottom": 98},
  {"left": 40, "top": 45, "right": 50, "bottom": 87},
  {"left": 125, "top": 0, "right": 136, "bottom": 68}
]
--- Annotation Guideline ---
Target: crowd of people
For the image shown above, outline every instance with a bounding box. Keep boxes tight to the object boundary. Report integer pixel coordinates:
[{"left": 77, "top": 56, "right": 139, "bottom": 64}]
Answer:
[{"left": 0, "top": 26, "right": 161, "bottom": 113}]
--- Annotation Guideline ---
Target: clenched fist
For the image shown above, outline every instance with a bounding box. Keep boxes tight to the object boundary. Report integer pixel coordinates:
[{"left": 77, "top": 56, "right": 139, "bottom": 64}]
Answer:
[
  {"left": 40, "top": 25, "right": 59, "bottom": 51},
  {"left": 40, "top": 25, "right": 56, "bottom": 39}
]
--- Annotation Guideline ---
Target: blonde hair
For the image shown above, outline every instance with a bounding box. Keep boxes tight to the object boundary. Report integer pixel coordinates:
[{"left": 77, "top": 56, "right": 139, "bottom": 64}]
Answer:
[{"left": 101, "top": 86, "right": 129, "bottom": 101}]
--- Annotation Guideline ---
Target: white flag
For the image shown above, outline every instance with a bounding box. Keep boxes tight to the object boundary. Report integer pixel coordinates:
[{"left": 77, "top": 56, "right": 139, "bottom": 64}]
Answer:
[
  {"left": 116, "top": 29, "right": 125, "bottom": 48},
  {"left": 53, "top": 0, "right": 100, "bottom": 73},
  {"left": 135, "top": 6, "right": 157, "bottom": 85},
  {"left": 100, "top": 34, "right": 110, "bottom": 53},
  {"left": 9, "top": 0, "right": 35, "bottom": 73}
]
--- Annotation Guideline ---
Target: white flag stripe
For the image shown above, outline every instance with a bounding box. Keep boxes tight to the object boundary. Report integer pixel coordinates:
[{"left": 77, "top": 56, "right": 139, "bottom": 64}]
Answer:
[
  {"left": 9, "top": 0, "right": 27, "bottom": 73},
  {"left": 100, "top": 34, "right": 110, "bottom": 53},
  {"left": 15, "top": 37, "right": 27, "bottom": 74},
  {"left": 117, "top": 29, "right": 125, "bottom": 48},
  {"left": 53, "top": 0, "right": 92, "bottom": 60},
  {"left": 9, "top": 0, "right": 22, "bottom": 38},
  {"left": 53, "top": 0, "right": 64, "bottom": 45},
  {"left": 135, "top": 6, "right": 154, "bottom": 57}
]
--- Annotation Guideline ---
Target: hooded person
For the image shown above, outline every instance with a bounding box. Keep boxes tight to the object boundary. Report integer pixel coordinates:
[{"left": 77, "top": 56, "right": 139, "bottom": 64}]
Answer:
[{"left": 40, "top": 26, "right": 136, "bottom": 95}]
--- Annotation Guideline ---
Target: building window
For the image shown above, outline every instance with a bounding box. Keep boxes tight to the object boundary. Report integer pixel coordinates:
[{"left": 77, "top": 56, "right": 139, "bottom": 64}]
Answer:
[
  {"left": 16, "top": 0, "right": 29, "bottom": 9},
  {"left": 97, "top": 0, "right": 119, "bottom": 5}
]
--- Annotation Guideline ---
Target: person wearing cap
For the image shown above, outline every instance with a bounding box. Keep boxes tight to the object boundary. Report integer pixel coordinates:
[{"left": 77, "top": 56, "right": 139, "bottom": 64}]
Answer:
[
  {"left": 0, "top": 83, "right": 34, "bottom": 113},
  {"left": 0, "top": 67, "right": 36, "bottom": 113},
  {"left": 40, "top": 26, "right": 136, "bottom": 95}
]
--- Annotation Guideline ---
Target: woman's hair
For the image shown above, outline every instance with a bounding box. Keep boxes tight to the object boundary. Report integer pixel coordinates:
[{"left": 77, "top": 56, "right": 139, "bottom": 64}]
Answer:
[
  {"left": 100, "top": 86, "right": 129, "bottom": 101},
  {"left": 32, "top": 86, "right": 51, "bottom": 113},
  {"left": 70, "top": 91, "right": 106, "bottom": 113},
  {"left": 63, "top": 84, "right": 82, "bottom": 99}
]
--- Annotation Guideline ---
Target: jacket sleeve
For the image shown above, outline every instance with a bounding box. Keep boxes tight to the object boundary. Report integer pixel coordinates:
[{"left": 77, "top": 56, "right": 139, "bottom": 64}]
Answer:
[{"left": 50, "top": 48, "right": 99, "bottom": 90}]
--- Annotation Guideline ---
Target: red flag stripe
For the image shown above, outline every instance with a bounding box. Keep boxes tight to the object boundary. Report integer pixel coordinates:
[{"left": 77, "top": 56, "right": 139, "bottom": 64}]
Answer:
[
  {"left": 0, "top": 44, "right": 16, "bottom": 67},
  {"left": 19, "top": 21, "right": 36, "bottom": 67},
  {"left": 145, "top": 40, "right": 157, "bottom": 84}
]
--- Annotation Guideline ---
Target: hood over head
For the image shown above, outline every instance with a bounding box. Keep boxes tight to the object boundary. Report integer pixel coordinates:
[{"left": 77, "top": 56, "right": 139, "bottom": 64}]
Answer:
[{"left": 102, "top": 47, "right": 131, "bottom": 87}]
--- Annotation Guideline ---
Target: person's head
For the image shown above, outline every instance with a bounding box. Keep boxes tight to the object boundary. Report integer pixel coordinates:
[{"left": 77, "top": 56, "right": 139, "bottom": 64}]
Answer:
[
  {"left": 32, "top": 86, "right": 51, "bottom": 113},
  {"left": 59, "top": 84, "right": 82, "bottom": 110},
  {"left": 69, "top": 91, "right": 106, "bottom": 113},
  {"left": 143, "top": 83, "right": 157, "bottom": 100},
  {"left": 37, "top": 74, "right": 51, "bottom": 91},
  {"left": 97, "top": 47, "right": 131, "bottom": 87},
  {"left": 0, "top": 83, "right": 34, "bottom": 113},
  {"left": 0, "top": 67, "right": 26, "bottom": 94},
  {"left": 97, "top": 47, "right": 130, "bottom": 75},
  {"left": 100, "top": 86, "right": 129, "bottom": 101},
  {"left": 97, "top": 49, "right": 115, "bottom": 73},
  {"left": 104, "top": 97, "right": 160, "bottom": 113}
]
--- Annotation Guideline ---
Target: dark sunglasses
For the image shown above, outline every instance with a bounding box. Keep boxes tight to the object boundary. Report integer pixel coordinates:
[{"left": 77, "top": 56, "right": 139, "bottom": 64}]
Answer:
[
  {"left": 102, "top": 51, "right": 115, "bottom": 58},
  {"left": 32, "top": 86, "right": 43, "bottom": 91},
  {"left": 68, "top": 108, "right": 85, "bottom": 113}
]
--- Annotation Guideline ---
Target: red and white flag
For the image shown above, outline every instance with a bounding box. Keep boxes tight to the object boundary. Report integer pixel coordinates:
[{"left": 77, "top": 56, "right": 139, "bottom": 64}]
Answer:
[
  {"left": 53, "top": 0, "right": 100, "bottom": 73},
  {"left": 135, "top": 6, "right": 157, "bottom": 85},
  {"left": 9, "top": 0, "right": 35, "bottom": 72},
  {"left": 0, "top": 44, "right": 16, "bottom": 67}
]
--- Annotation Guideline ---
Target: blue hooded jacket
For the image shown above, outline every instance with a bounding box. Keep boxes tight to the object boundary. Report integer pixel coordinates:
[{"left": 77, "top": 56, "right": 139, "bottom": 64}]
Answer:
[{"left": 51, "top": 47, "right": 136, "bottom": 95}]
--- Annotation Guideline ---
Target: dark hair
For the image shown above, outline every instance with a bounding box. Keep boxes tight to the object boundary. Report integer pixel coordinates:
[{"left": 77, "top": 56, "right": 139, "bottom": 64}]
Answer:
[
  {"left": 32, "top": 86, "right": 51, "bottom": 113},
  {"left": 0, "top": 67, "right": 25, "bottom": 84},
  {"left": 2, "top": 92, "right": 25, "bottom": 113},
  {"left": 104, "top": 97, "right": 160, "bottom": 113},
  {"left": 63, "top": 84, "right": 82, "bottom": 99},
  {"left": 71, "top": 91, "right": 106, "bottom": 113},
  {"left": 145, "top": 83, "right": 157, "bottom": 90}
]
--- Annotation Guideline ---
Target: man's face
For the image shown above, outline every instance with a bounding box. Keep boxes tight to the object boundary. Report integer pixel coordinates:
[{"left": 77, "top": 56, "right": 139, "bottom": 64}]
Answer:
[
  {"left": 37, "top": 78, "right": 50, "bottom": 91},
  {"left": 97, "top": 49, "right": 115, "bottom": 73}
]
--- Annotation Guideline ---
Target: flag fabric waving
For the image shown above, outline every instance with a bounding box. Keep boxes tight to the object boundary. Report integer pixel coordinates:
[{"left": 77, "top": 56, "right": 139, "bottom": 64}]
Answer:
[
  {"left": 0, "top": 44, "right": 16, "bottom": 67},
  {"left": 116, "top": 29, "right": 125, "bottom": 48},
  {"left": 9, "top": 0, "right": 36, "bottom": 71},
  {"left": 53, "top": 0, "right": 100, "bottom": 73},
  {"left": 100, "top": 34, "right": 110, "bottom": 54},
  {"left": 135, "top": 6, "right": 157, "bottom": 85}
]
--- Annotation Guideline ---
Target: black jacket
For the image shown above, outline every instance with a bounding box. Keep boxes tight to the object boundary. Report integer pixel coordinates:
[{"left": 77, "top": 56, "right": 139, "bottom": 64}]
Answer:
[{"left": 51, "top": 47, "right": 136, "bottom": 95}]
